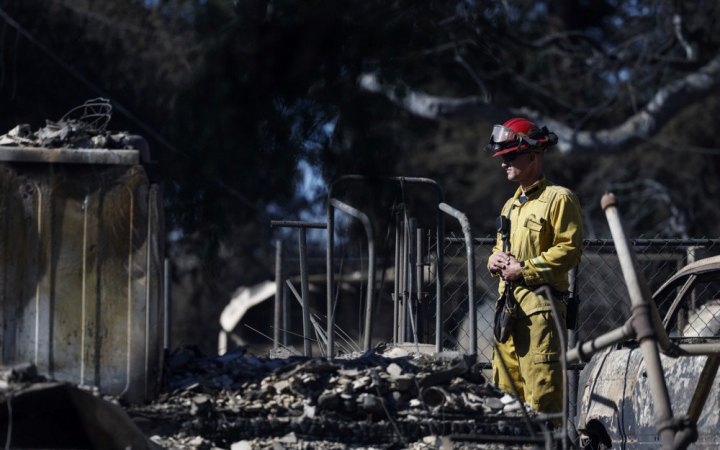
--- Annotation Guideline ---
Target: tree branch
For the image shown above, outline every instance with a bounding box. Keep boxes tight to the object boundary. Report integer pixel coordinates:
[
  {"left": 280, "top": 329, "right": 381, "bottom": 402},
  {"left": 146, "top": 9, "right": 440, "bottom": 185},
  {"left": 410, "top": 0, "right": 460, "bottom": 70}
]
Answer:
[
  {"left": 672, "top": 13, "right": 695, "bottom": 61},
  {"left": 359, "top": 53, "right": 720, "bottom": 154},
  {"left": 358, "top": 73, "right": 505, "bottom": 120}
]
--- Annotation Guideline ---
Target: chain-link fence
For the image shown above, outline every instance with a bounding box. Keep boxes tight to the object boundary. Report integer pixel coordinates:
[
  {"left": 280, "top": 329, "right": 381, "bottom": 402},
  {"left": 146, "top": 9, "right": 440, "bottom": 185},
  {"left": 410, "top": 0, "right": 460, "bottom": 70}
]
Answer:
[
  {"left": 267, "top": 224, "right": 720, "bottom": 362},
  {"left": 441, "top": 237, "right": 720, "bottom": 364}
]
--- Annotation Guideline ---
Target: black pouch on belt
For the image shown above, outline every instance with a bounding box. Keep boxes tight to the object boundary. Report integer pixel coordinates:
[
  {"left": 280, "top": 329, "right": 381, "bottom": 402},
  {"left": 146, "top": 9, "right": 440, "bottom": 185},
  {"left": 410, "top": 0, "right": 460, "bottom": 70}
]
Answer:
[
  {"left": 494, "top": 288, "right": 517, "bottom": 343},
  {"left": 566, "top": 294, "right": 579, "bottom": 330}
]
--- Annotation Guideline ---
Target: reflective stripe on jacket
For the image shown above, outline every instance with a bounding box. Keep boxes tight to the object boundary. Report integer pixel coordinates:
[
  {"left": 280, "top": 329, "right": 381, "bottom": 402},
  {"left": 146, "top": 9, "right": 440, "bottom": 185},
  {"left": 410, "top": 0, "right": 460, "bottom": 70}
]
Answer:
[{"left": 487, "top": 177, "right": 583, "bottom": 316}]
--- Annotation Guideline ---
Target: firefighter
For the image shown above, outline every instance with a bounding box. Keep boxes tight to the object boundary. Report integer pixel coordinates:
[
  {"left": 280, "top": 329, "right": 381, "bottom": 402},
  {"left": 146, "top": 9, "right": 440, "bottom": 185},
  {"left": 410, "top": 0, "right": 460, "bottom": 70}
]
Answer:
[{"left": 486, "top": 117, "right": 583, "bottom": 414}]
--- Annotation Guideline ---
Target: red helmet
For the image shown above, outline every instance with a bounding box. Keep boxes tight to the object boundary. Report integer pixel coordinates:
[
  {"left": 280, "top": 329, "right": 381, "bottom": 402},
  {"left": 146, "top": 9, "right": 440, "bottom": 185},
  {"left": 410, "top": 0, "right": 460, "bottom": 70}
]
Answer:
[{"left": 486, "top": 117, "right": 557, "bottom": 157}]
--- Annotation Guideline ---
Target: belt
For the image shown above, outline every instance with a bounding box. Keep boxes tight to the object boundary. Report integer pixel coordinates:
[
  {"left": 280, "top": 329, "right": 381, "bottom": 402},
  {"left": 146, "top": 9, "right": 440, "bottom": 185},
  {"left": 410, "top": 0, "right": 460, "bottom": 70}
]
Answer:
[{"left": 534, "top": 285, "right": 569, "bottom": 303}]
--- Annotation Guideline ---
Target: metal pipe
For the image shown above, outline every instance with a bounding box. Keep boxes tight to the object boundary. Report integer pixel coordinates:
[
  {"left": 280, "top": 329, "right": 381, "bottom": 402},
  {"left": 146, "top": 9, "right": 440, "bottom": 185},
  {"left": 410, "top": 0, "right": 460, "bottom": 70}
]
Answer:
[
  {"left": 676, "top": 343, "right": 720, "bottom": 355},
  {"left": 438, "top": 203, "right": 476, "bottom": 357},
  {"left": 672, "top": 429, "right": 699, "bottom": 450},
  {"left": 407, "top": 218, "right": 419, "bottom": 346},
  {"left": 298, "top": 228, "right": 312, "bottom": 357},
  {"left": 416, "top": 227, "right": 425, "bottom": 342},
  {"left": 399, "top": 214, "right": 407, "bottom": 343},
  {"left": 640, "top": 339, "right": 675, "bottom": 448},
  {"left": 273, "top": 240, "right": 283, "bottom": 351},
  {"left": 567, "top": 267, "right": 579, "bottom": 446},
  {"left": 282, "top": 282, "right": 289, "bottom": 347},
  {"left": 421, "top": 386, "right": 453, "bottom": 409},
  {"left": 435, "top": 196, "right": 444, "bottom": 354},
  {"left": 393, "top": 216, "right": 400, "bottom": 343},
  {"left": 329, "top": 198, "right": 375, "bottom": 351},
  {"left": 163, "top": 258, "right": 171, "bottom": 351},
  {"left": 327, "top": 175, "right": 444, "bottom": 354},
  {"left": 602, "top": 192, "right": 674, "bottom": 448},
  {"left": 580, "top": 198, "right": 673, "bottom": 355},
  {"left": 566, "top": 319, "right": 635, "bottom": 364},
  {"left": 687, "top": 354, "right": 720, "bottom": 422},
  {"left": 326, "top": 203, "right": 335, "bottom": 359}
]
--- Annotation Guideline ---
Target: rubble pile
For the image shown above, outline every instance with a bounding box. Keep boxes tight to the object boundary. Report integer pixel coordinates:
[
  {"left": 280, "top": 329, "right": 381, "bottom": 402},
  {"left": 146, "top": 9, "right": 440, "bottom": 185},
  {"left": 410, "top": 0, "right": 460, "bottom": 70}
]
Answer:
[
  {"left": 0, "top": 120, "right": 147, "bottom": 151},
  {"left": 0, "top": 362, "right": 47, "bottom": 388},
  {"left": 0, "top": 98, "right": 149, "bottom": 157},
  {"left": 128, "top": 346, "right": 547, "bottom": 449},
  {"left": 0, "top": 365, "right": 157, "bottom": 450}
]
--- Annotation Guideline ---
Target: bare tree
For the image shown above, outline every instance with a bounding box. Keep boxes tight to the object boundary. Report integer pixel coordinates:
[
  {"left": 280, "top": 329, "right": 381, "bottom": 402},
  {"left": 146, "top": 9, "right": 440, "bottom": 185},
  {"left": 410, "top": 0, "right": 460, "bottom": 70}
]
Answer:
[{"left": 359, "top": 0, "right": 720, "bottom": 154}]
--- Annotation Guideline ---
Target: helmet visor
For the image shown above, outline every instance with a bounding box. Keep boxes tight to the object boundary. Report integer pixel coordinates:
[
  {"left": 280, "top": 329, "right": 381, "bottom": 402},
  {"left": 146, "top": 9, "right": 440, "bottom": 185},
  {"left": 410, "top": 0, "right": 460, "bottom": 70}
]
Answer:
[{"left": 490, "top": 125, "right": 518, "bottom": 144}]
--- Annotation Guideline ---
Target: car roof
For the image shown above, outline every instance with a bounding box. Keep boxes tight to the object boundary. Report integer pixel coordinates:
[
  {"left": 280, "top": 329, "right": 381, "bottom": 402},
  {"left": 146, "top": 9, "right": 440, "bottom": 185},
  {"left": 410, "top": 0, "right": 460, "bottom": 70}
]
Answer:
[{"left": 654, "top": 255, "right": 720, "bottom": 297}]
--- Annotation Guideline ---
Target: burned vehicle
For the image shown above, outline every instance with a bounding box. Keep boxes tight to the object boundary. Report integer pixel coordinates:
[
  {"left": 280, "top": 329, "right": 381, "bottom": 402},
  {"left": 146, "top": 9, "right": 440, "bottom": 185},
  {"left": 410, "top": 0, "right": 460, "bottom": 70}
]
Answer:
[{"left": 577, "top": 255, "right": 720, "bottom": 449}]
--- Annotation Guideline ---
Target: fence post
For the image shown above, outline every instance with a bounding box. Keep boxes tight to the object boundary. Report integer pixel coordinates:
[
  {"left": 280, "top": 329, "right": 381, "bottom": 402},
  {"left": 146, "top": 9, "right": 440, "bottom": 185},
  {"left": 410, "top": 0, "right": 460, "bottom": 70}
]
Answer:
[
  {"left": 393, "top": 216, "right": 401, "bottom": 344},
  {"left": 298, "top": 228, "right": 312, "bottom": 357},
  {"left": 283, "top": 281, "right": 289, "bottom": 347},
  {"left": 416, "top": 227, "right": 425, "bottom": 342},
  {"left": 327, "top": 204, "right": 336, "bottom": 359},
  {"left": 435, "top": 202, "right": 444, "bottom": 354},
  {"left": 685, "top": 245, "right": 701, "bottom": 265},
  {"left": 274, "top": 240, "right": 284, "bottom": 351},
  {"left": 407, "top": 218, "right": 418, "bottom": 345},
  {"left": 163, "top": 258, "right": 172, "bottom": 352},
  {"left": 567, "top": 266, "right": 579, "bottom": 445},
  {"left": 399, "top": 216, "right": 407, "bottom": 343},
  {"left": 438, "top": 203, "right": 476, "bottom": 357}
]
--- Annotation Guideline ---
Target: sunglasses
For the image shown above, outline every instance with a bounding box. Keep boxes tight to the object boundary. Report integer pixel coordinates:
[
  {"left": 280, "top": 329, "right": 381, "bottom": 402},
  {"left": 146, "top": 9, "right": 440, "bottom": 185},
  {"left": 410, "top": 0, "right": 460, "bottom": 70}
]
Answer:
[{"left": 501, "top": 151, "right": 540, "bottom": 163}]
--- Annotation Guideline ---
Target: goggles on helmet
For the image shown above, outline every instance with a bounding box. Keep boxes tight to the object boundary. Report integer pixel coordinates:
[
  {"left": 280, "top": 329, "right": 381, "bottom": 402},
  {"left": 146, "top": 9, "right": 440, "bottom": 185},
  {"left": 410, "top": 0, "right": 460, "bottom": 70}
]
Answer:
[
  {"left": 490, "top": 125, "right": 518, "bottom": 144},
  {"left": 490, "top": 124, "right": 541, "bottom": 147},
  {"left": 487, "top": 124, "right": 555, "bottom": 156}
]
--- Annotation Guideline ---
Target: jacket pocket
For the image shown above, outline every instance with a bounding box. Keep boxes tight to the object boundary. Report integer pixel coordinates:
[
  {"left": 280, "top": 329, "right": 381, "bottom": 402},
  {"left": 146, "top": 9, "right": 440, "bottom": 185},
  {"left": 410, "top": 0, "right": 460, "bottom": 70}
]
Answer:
[{"left": 524, "top": 215, "right": 545, "bottom": 232}]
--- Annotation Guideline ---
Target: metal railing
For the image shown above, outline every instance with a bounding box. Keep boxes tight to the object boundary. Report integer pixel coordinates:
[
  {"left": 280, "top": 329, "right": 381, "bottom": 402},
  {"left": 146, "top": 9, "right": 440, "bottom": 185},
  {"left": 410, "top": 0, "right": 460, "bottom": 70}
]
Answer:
[
  {"left": 326, "top": 175, "right": 445, "bottom": 357},
  {"left": 269, "top": 177, "right": 720, "bottom": 365}
]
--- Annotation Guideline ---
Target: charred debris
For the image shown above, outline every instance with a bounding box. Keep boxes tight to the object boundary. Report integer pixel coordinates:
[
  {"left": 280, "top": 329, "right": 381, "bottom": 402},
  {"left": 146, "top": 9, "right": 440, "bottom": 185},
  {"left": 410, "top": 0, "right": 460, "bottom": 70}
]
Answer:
[
  {"left": 0, "top": 98, "right": 150, "bottom": 161},
  {"left": 1, "top": 346, "right": 554, "bottom": 449},
  {"left": 0, "top": 101, "right": 556, "bottom": 448}
]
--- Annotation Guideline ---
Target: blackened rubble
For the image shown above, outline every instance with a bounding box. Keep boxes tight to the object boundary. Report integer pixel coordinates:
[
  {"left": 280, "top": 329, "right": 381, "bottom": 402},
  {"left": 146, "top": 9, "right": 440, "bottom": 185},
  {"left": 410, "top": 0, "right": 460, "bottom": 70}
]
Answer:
[
  {"left": 128, "top": 346, "right": 547, "bottom": 450},
  {"left": 0, "top": 121, "right": 147, "bottom": 151},
  {"left": 0, "top": 98, "right": 150, "bottom": 161},
  {"left": 0, "top": 364, "right": 157, "bottom": 450}
]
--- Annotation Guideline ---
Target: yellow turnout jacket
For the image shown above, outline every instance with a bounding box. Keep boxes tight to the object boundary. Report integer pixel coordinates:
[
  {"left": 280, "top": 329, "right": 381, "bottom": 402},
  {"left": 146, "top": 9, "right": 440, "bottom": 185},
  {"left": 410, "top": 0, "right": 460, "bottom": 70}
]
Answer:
[{"left": 488, "top": 176, "right": 583, "bottom": 316}]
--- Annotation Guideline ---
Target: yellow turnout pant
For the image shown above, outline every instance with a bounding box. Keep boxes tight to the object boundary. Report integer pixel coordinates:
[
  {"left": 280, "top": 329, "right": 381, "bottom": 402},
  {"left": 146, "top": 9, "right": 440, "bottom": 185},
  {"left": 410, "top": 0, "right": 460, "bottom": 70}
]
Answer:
[{"left": 492, "top": 301, "right": 566, "bottom": 414}]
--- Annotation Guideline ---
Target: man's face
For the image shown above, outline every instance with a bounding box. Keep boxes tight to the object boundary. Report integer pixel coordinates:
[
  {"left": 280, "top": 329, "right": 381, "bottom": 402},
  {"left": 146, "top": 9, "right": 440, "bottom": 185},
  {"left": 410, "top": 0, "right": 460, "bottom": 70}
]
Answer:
[{"left": 500, "top": 151, "right": 537, "bottom": 184}]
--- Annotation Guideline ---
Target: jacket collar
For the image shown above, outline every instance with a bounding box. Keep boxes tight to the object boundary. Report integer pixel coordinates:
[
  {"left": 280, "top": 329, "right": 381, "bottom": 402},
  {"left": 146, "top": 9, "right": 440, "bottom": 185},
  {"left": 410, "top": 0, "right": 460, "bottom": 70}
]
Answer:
[{"left": 512, "top": 176, "right": 547, "bottom": 206}]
